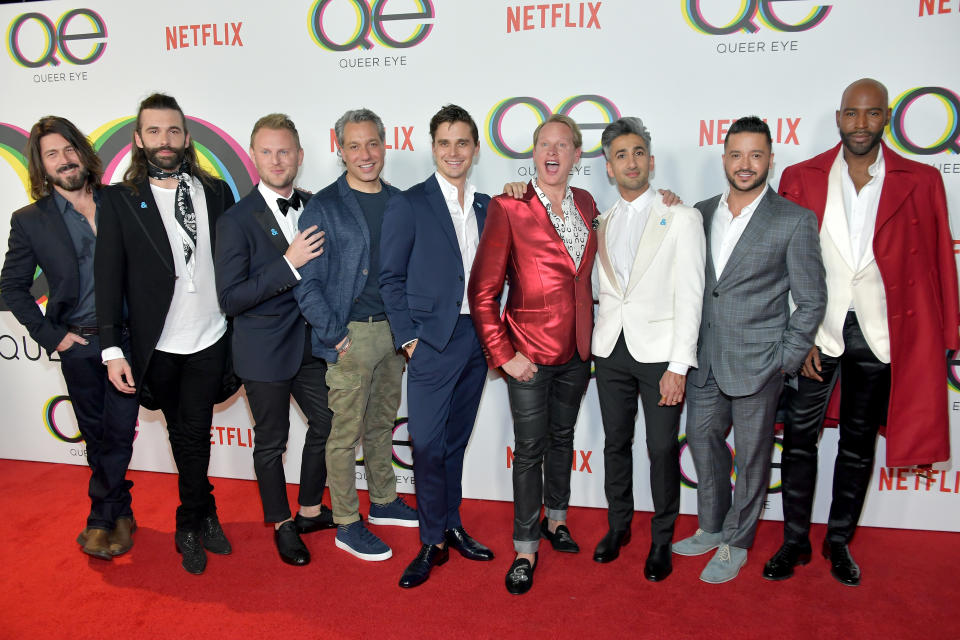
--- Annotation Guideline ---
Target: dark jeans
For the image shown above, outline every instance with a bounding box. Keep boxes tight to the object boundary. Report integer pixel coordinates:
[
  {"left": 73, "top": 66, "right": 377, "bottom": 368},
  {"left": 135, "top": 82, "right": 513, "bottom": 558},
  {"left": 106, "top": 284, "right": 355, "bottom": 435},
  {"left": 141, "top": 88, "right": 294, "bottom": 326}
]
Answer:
[
  {"left": 595, "top": 334, "right": 682, "bottom": 544},
  {"left": 59, "top": 333, "right": 140, "bottom": 530},
  {"left": 143, "top": 333, "right": 228, "bottom": 530},
  {"left": 782, "top": 311, "right": 890, "bottom": 545},
  {"left": 244, "top": 356, "right": 332, "bottom": 523},
  {"left": 506, "top": 355, "right": 590, "bottom": 553}
]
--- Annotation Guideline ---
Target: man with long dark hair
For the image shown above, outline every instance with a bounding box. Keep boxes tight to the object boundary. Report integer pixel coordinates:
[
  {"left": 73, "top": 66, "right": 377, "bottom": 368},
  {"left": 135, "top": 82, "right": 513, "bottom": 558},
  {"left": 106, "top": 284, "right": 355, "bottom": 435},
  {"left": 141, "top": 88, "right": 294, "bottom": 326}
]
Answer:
[
  {"left": 95, "top": 93, "right": 236, "bottom": 575},
  {"left": 1, "top": 116, "right": 140, "bottom": 561}
]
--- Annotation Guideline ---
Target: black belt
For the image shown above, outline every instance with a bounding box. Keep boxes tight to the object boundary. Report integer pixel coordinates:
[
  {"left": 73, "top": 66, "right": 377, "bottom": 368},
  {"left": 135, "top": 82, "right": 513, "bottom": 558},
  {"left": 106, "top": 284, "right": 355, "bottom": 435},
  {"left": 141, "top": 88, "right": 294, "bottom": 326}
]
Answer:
[
  {"left": 352, "top": 313, "right": 387, "bottom": 323},
  {"left": 67, "top": 325, "right": 98, "bottom": 336}
]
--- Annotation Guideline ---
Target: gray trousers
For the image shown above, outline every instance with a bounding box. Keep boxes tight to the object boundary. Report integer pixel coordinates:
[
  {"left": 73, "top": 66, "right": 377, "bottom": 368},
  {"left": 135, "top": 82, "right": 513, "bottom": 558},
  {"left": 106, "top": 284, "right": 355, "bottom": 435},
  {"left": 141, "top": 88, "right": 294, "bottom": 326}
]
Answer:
[{"left": 685, "top": 368, "right": 782, "bottom": 549}]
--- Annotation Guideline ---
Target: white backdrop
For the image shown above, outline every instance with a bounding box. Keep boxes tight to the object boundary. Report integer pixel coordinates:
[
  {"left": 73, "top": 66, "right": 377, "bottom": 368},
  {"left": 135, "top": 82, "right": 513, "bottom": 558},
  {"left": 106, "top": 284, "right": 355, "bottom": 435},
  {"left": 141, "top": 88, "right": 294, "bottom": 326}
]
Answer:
[{"left": 1, "top": 0, "right": 958, "bottom": 532}]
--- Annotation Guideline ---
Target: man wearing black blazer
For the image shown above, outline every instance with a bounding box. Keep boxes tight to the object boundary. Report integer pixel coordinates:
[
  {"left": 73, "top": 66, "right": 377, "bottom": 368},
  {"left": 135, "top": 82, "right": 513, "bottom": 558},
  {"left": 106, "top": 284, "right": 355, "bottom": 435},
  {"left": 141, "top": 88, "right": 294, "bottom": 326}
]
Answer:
[
  {"left": 95, "top": 94, "right": 236, "bottom": 575},
  {"left": 1, "top": 116, "right": 140, "bottom": 561},
  {"left": 215, "top": 114, "right": 332, "bottom": 567}
]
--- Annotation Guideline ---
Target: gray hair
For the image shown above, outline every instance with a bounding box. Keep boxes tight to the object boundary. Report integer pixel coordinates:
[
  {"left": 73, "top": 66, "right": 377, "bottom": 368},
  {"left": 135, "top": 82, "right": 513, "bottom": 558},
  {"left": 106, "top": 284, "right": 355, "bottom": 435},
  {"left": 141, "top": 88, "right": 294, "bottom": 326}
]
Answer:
[
  {"left": 601, "top": 117, "right": 652, "bottom": 161},
  {"left": 334, "top": 108, "right": 386, "bottom": 149}
]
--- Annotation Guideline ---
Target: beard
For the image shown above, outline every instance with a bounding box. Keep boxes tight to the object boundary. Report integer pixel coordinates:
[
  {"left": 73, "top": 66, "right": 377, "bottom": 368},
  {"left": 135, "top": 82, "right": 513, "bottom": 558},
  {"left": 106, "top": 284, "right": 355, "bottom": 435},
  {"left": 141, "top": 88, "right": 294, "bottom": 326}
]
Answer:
[
  {"left": 144, "top": 144, "right": 186, "bottom": 171},
  {"left": 725, "top": 167, "right": 769, "bottom": 193},
  {"left": 47, "top": 163, "right": 88, "bottom": 192},
  {"left": 840, "top": 128, "right": 884, "bottom": 156}
]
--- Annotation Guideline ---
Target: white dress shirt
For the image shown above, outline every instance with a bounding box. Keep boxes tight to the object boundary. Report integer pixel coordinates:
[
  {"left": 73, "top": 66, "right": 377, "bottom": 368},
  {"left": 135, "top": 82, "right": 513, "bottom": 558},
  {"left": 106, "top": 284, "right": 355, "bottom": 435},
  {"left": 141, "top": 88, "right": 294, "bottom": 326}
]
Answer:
[
  {"left": 258, "top": 182, "right": 302, "bottom": 280},
  {"left": 839, "top": 146, "right": 884, "bottom": 269},
  {"left": 605, "top": 188, "right": 655, "bottom": 290},
  {"left": 711, "top": 185, "right": 767, "bottom": 278},
  {"left": 435, "top": 171, "right": 479, "bottom": 314}
]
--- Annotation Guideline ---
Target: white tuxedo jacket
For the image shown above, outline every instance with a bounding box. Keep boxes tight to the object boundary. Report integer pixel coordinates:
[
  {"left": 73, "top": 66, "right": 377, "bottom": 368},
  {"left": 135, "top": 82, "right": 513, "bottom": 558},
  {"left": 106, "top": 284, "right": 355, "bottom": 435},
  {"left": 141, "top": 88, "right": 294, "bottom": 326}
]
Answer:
[{"left": 592, "top": 198, "right": 706, "bottom": 367}]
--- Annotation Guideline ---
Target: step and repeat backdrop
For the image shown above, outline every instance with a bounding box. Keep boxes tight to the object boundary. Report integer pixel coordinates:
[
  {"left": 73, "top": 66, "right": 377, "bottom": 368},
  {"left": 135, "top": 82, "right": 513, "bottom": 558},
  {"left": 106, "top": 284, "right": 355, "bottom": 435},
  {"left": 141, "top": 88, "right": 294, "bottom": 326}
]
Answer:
[{"left": 1, "top": 0, "right": 958, "bottom": 531}]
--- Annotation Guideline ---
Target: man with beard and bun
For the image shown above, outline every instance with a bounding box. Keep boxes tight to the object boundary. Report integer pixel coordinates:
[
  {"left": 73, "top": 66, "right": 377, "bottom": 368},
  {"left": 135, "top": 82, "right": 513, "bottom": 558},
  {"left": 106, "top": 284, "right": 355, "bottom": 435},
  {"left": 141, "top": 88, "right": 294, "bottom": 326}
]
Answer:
[
  {"left": 96, "top": 93, "right": 236, "bottom": 575},
  {"left": 215, "top": 113, "right": 331, "bottom": 567},
  {"left": 590, "top": 117, "right": 705, "bottom": 581},
  {"left": 763, "top": 79, "right": 959, "bottom": 587},
  {"left": 1, "top": 116, "right": 141, "bottom": 561},
  {"left": 380, "top": 105, "right": 494, "bottom": 588},
  {"left": 673, "top": 116, "right": 825, "bottom": 584}
]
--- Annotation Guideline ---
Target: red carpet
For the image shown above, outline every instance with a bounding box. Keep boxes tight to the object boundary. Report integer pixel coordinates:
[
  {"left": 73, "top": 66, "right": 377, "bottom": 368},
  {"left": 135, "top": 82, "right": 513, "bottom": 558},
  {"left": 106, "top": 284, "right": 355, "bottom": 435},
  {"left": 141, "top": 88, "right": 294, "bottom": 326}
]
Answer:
[{"left": 0, "top": 459, "right": 957, "bottom": 639}]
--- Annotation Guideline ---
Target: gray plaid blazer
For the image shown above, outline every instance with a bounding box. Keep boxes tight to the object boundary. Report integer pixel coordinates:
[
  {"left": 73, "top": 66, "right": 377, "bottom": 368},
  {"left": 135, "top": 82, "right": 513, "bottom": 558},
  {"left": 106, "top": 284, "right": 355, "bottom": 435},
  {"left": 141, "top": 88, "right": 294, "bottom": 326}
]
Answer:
[{"left": 688, "top": 189, "right": 826, "bottom": 397}]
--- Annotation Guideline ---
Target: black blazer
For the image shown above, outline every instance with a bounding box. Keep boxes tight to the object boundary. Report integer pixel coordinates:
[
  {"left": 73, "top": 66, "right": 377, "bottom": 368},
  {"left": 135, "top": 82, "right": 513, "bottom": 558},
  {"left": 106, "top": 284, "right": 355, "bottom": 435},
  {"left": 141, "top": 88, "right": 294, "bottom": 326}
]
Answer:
[
  {"left": 94, "top": 175, "right": 235, "bottom": 389},
  {"left": 1, "top": 195, "right": 82, "bottom": 353},
  {"left": 215, "top": 187, "right": 312, "bottom": 383}
]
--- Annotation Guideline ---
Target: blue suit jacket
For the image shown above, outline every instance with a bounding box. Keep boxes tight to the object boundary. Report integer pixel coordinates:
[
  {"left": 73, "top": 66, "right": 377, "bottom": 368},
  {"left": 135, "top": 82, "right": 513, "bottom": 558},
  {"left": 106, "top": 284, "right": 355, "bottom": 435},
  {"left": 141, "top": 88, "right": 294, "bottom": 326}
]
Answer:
[
  {"left": 379, "top": 174, "right": 489, "bottom": 352},
  {"left": 214, "top": 186, "right": 312, "bottom": 382},
  {"left": 295, "top": 172, "right": 401, "bottom": 363}
]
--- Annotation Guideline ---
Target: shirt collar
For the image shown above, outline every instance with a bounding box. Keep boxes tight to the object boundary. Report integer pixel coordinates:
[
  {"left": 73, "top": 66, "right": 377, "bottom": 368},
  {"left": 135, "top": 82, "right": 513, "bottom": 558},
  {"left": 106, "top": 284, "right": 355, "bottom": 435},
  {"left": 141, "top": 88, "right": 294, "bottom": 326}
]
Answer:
[
  {"left": 52, "top": 187, "right": 100, "bottom": 215},
  {"left": 434, "top": 171, "right": 475, "bottom": 207},
  {"left": 719, "top": 184, "right": 768, "bottom": 219},
  {"left": 839, "top": 144, "right": 885, "bottom": 179},
  {"left": 531, "top": 178, "right": 574, "bottom": 213},
  {"left": 258, "top": 182, "right": 297, "bottom": 215},
  {"left": 618, "top": 187, "right": 655, "bottom": 216}
]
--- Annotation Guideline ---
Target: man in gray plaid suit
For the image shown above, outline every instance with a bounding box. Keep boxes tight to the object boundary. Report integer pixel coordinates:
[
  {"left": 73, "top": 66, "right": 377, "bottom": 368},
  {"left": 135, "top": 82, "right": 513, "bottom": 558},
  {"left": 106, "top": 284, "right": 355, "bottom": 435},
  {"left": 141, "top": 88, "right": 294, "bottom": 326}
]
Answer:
[{"left": 672, "top": 116, "right": 826, "bottom": 584}]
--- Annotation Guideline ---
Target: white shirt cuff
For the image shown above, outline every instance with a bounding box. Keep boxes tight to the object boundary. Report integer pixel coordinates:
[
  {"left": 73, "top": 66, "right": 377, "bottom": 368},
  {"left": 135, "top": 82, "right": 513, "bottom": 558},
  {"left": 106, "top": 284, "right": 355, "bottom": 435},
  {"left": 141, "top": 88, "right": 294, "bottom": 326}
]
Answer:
[
  {"left": 101, "top": 346, "right": 125, "bottom": 364},
  {"left": 402, "top": 338, "right": 417, "bottom": 349},
  {"left": 283, "top": 256, "right": 302, "bottom": 281},
  {"left": 667, "top": 362, "right": 688, "bottom": 376}
]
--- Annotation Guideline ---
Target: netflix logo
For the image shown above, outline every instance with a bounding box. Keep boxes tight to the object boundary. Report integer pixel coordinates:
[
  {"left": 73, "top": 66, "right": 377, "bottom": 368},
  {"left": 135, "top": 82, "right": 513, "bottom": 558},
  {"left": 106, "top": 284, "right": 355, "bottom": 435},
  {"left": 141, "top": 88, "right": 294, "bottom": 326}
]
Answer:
[
  {"left": 506, "top": 2, "right": 602, "bottom": 33},
  {"left": 877, "top": 467, "right": 960, "bottom": 493},
  {"left": 506, "top": 447, "right": 593, "bottom": 473},
  {"left": 329, "top": 126, "right": 414, "bottom": 152},
  {"left": 699, "top": 118, "right": 801, "bottom": 147},
  {"left": 165, "top": 22, "right": 243, "bottom": 50},
  {"left": 210, "top": 425, "right": 254, "bottom": 447}
]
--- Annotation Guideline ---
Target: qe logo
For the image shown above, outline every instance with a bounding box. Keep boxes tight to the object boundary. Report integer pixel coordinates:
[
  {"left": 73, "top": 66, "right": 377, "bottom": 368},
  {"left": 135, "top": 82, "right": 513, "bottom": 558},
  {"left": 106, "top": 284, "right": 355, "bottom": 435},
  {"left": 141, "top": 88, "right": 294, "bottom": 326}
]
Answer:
[
  {"left": 356, "top": 417, "right": 413, "bottom": 470},
  {"left": 7, "top": 8, "right": 107, "bottom": 68},
  {"left": 309, "top": 0, "right": 435, "bottom": 52},
  {"left": 486, "top": 95, "right": 621, "bottom": 160},
  {"left": 678, "top": 433, "right": 784, "bottom": 493},
  {"left": 946, "top": 350, "right": 960, "bottom": 393},
  {"left": 44, "top": 395, "right": 82, "bottom": 443},
  {"left": 888, "top": 87, "right": 960, "bottom": 156},
  {"left": 683, "top": 0, "right": 831, "bottom": 35}
]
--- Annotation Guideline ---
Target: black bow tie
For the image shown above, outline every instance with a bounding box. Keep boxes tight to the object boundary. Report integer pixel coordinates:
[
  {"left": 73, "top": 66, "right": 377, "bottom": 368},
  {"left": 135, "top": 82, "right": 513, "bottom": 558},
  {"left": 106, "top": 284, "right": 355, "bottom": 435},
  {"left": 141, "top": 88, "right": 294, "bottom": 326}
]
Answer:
[{"left": 277, "top": 192, "right": 301, "bottom": 215}]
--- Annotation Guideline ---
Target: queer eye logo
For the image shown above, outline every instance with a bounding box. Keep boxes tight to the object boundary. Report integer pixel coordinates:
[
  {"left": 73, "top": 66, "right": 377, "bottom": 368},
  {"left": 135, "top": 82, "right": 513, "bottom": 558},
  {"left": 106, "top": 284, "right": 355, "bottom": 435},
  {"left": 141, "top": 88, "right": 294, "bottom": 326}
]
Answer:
[
  {"left": 947, "top": 351, "right": 960, "bottom": 393},
  {"left": 308, "top": 0, "right": 435, "bottom": 52},
  {"left": 683, "top": 0, "right": 831, "bottom": 35},
  {"left": 7, "top": 8, "right": 107, "bottom": 68},
  {"left": 485, "top": 95, "right": 621, "bottom": 160},
  {"left": 356, "top": 418, "right": 413, "bottom": 470},
  {"left": 44, "top": 395, "right": 83, "bottom": 443},
  {"left": 888, "top": 87, "right": 960, "bottom": 156},
  {"left": 678, "top": 433, "right": 784, "bottom": 493}
]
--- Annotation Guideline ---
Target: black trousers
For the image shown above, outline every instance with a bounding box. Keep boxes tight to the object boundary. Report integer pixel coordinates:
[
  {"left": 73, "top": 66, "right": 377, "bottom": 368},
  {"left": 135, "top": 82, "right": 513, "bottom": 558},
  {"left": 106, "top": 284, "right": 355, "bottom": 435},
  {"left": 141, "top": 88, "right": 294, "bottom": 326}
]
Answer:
[
  {"left": 143, "top": 333, "right": 228, "bottom": 530},
  {"left": 595, "top": 333, "right": 682, "bottom": 544},
  {"left": 506, "top": 354, "right": 590, "bottom": 552},
  {"left": 244, "top": 355, "right": 332, "bottom": 523},
  {"left": 59, "top": 333, "right": 140, "bottom": 530},
  {"left": 782, "top": 311, "right": 891, "bottom": 545}
]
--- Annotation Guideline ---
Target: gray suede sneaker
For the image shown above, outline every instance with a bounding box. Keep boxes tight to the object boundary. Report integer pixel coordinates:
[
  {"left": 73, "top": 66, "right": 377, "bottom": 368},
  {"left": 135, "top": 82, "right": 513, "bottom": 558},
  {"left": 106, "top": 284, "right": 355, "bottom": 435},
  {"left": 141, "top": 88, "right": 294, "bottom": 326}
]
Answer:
[{"left": 672, "top": 528, "right": 722, "bottom": 556}]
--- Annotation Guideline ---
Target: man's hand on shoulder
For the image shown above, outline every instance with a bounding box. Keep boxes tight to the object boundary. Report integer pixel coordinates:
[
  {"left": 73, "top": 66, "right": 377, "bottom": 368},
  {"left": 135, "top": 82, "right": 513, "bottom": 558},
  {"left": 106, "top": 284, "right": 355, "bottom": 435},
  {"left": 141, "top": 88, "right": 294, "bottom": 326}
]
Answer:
[
  {"left": 657, "top": 188, "right": 683, "bottom": 207},
  {"left": 285, "top": 226, "right": 325, "bottom": 269},
  {"left": 502, "top": 182, "right": 526, "bottom": 200}
]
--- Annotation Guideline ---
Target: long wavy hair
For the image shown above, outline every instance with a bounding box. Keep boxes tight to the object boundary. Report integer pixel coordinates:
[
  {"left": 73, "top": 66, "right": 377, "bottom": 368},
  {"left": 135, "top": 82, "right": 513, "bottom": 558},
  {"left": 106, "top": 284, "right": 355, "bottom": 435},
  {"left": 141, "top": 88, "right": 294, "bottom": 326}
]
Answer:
[
  {"left": 122, "top": 93, "right": 213, "bottom": 192},
  {"left": 25, "top": 116, "right": 102, "bottom": 201}
]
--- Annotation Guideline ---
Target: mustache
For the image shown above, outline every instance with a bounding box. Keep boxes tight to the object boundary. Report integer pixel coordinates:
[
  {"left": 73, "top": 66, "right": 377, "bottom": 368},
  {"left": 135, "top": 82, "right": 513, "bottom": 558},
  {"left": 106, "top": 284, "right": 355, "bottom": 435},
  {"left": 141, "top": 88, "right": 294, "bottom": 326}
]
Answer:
[{"left": 57, "top": 163, "right": 80, "bottom": 174}]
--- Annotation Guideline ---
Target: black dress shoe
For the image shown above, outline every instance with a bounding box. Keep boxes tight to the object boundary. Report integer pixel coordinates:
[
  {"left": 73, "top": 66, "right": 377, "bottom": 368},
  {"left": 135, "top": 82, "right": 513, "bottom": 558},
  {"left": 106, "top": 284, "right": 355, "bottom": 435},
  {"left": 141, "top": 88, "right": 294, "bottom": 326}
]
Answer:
[
  {"left": 540, "top": 518, "right": 579, "bottom": 553},
  {"left": 822, "top": 540, "right": 861, "bottom": 586},
  {"left": 505, "top": 553, "right": 537, "bottom": 595},
  {"left": 398, "top": 544, "right": 449, "bottom": 588},
  {"left": 294, "top": 505, "right": 336, "bottom": 533},
  {"left": 275, "top": 521, "right": 311, "bottom": 566},
  {"left": 200, "top": 513, "right": 232, "bottom": 555},
  {"left": 643, "top": 542, "right": 673, "bottom": 582},
  {"left": 445, "top": 527, "right": 494, "bottom": 561},
  {"left": 175, "top": 529, "right": 207, "bottom": 575},
  {"left": 762, "top": 541, "right": 812, "bottom": 581},
  {"left": 593, "top": 528, "right": 631, "bottom": 563}
]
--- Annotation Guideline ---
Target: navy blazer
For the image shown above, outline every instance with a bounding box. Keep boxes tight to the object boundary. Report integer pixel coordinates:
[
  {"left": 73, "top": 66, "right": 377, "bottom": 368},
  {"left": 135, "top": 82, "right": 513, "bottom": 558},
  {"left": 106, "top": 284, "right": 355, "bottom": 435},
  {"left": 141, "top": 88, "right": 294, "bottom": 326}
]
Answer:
[
  {"left": 1, "top": 195, "right": 82, "bottom": 353},
  {"left": 215, "top": 187, "right": 312, "bottom": 382},
  {"left": 379, "top": 174, "right": 489, "bottom": 352},
  {"left": 295, "top": 172, "right": 401, "bottom": 363}
]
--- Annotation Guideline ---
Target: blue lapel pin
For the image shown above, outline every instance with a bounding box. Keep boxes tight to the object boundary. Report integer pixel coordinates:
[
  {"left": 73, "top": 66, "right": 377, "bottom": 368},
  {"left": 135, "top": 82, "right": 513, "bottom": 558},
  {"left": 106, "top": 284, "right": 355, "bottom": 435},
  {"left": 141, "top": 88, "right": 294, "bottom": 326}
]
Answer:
[
  {"left": 271, "top": 229, "right": 279, "bottom": 236},
  {"left": 659, "top": 218, "right": 666, "bottom": 226},
  {"left": 140, "top": 202, "right": 147, "bottom": 209}
]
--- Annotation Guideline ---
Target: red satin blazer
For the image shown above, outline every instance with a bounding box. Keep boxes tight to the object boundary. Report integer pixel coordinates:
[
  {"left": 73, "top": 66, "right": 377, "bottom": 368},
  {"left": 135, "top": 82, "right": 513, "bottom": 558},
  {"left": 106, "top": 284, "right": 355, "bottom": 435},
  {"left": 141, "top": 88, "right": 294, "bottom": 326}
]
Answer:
[{"left": 468, "top": 182, "right": 598, "bottom": 369}]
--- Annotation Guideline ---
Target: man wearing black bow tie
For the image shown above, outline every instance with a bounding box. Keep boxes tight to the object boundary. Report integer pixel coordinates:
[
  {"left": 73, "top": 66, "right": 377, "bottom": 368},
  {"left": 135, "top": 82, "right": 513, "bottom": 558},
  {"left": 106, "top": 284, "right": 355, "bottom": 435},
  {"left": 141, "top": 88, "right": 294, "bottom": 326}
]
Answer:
[{"left": 214, "top": 114, "right": 332, "bottom": 566}]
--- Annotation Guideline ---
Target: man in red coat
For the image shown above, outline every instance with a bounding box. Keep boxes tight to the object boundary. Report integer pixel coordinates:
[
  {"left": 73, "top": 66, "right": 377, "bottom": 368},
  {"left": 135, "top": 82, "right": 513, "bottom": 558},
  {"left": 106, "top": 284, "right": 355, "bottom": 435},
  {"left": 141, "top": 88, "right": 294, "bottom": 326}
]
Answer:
[
  {"left": 764, "top": 78, "right": 959, "bottom": 587},
  {"left": 468, "top": 114, "right": 598, "bottom": 595}
]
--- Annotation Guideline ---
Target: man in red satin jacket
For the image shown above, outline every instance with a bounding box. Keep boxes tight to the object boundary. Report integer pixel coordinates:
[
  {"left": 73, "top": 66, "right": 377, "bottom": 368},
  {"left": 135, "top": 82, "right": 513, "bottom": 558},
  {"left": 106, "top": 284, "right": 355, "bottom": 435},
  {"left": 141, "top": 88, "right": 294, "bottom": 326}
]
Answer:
[{"left": 468, "top": 114, "right": 598, "bottom": 595}]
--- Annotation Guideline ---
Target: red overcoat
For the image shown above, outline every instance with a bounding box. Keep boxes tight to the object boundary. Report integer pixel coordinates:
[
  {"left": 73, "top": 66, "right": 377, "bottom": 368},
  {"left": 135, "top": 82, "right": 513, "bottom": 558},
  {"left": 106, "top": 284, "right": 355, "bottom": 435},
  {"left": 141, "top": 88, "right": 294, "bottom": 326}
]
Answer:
[
  {"left": 468, "top": 182, "right": 598, "bottom": 369},
  {"left": 778, "top": 142, "right": 959, "bottom": 466}
]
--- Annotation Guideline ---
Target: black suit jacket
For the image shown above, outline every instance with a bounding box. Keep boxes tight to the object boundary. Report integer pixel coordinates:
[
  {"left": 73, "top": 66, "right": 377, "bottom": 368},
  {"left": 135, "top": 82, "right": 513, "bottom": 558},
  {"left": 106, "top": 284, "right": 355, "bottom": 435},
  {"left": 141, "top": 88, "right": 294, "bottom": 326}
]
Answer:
[
  {"left": 1, "top": 195, "right": 83, "bottom": 353},
  {"left": 94, "top": 175, "right": 235, "bottom": 389},
  {"left": 214, "top": 187, "right": 312, "bottom": 383}
]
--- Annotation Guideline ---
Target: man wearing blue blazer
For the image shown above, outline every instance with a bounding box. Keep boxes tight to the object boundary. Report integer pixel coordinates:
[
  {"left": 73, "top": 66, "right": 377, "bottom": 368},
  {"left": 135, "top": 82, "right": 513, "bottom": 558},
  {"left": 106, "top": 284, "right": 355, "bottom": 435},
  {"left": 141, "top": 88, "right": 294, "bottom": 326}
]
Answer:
[
  {"left": 215, "top": 114, "right": 331, "bottom": 567},
  {"left": 296, "top": 108, "right": 418, "bottom": 563},
  {"left": 380, "top": 105, "right": 495, "bottom": 588}
]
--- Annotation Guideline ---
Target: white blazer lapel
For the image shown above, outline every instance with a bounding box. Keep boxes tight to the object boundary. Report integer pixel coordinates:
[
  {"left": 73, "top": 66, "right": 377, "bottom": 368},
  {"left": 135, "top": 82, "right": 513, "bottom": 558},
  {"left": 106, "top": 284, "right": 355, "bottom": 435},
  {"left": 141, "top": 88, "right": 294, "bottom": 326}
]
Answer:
[{"left": 625, "top": 200, "right": 671, "bottom": 297}]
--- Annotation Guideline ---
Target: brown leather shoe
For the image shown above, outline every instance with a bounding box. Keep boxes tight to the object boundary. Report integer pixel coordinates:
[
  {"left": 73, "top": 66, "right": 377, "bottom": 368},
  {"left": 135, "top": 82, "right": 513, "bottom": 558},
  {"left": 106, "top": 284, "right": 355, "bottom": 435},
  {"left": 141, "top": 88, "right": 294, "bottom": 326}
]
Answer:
[
  {"left": 109, "top": 517, "right": 137, "bottom": 556},
  {"left": 77, "top": 527, "right": 90, "bottom": 546},
  {"left": 82, "top": 528, "right": 113, "bottom": 561}
]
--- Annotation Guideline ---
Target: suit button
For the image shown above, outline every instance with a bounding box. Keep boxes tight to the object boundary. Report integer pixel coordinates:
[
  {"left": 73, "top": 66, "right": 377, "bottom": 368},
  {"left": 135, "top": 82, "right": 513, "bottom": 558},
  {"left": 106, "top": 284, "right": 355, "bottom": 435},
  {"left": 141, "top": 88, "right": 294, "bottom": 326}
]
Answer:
[
  {"left": 910, "top": 248, "right": 918, "bottom": 255},
  {"left": 707, "top": 322, "right": 712, "bottom": 328},
  {"left": 911, "top": 218, "right": 918, "bottom": 225},
  {"left": 456, "top": 301, "right": 461, "bottom": 307},
  {"left": 908, "top": 279, "right": 915, "bottom": 286},
  {"left": 575, "top": 276, "right": 580, "bottom": 282},
  {"left": 458, "top": 275, "right": 464, "bottom": 281},
  {"left": 712, "top": 291, "right": 719, "bottom": 297},
  {"left": 906, "top": 310, "right": 915, "bottom": 317},
  {"left": 362, "top": 268, "right": 368, "bottom": 275}
]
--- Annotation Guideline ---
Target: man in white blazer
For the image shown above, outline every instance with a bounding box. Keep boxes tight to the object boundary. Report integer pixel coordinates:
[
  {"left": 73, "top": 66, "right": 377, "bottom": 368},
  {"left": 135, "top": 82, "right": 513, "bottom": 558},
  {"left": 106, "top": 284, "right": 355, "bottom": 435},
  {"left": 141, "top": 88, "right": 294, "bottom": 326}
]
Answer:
[{"left": 591, "top": 117, "right": 706, "bottom": 581}]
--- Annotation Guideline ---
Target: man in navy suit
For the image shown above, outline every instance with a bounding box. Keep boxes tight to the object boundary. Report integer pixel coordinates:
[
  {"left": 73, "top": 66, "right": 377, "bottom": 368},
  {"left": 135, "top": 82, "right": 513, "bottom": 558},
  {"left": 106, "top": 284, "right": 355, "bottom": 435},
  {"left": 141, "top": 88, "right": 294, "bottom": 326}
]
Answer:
[
  {"left": 1, "top": 116, "right": 140, "bottom": 560},
  {"left": 215, "top": 114, "right": 331, "bottom": 567},
  {"left": 381, "top": 105, "right": 495, "bottom": 588}
]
